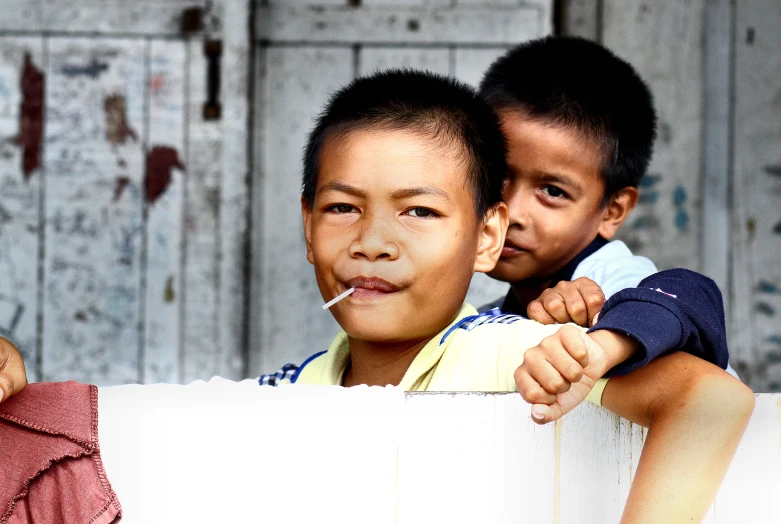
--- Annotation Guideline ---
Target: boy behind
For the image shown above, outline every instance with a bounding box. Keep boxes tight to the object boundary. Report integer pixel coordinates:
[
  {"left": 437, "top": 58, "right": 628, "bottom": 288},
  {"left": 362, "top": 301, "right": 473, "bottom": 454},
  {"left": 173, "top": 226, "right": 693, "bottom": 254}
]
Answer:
[
  {"left": 478, "top": 36, "right": 659, "bottom": 319},
  {"left": 285, "top": 69, "right": 751, "bottom": 521}
]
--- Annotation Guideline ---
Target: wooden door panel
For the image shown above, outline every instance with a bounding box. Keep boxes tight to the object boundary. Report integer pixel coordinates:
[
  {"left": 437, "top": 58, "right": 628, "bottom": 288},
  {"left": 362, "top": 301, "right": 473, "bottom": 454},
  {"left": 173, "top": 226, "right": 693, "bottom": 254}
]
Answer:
[{"left": 0, "top": 37, "right": 44, "bottom": 381}]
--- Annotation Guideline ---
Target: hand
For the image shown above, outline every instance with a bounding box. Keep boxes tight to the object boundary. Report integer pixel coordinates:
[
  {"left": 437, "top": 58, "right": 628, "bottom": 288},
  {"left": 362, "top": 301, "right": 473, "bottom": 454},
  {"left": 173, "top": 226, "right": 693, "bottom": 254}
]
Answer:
[
  {"left": 0, "top": 337, "right": 28, "bottom": 403},
  {"left": 527, "top": 277, "right": 605, "bottom": 327},
  {"left": 514, "top": 325, "right": 636, "bottom": 424}
]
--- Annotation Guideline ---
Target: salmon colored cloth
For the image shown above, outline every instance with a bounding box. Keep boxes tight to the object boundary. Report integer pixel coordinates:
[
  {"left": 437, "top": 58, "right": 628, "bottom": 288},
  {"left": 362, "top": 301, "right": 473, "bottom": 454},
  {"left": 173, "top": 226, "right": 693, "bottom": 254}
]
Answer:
[{"left": 0, "top": 381, "right": 121, "bottom": 524}]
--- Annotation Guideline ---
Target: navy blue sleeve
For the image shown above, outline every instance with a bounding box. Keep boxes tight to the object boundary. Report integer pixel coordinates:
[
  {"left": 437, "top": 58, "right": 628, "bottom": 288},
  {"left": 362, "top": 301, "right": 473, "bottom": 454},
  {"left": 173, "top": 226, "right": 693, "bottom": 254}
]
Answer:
[{"left": 587, "top": 268, "right": 729, "bottom": 377}]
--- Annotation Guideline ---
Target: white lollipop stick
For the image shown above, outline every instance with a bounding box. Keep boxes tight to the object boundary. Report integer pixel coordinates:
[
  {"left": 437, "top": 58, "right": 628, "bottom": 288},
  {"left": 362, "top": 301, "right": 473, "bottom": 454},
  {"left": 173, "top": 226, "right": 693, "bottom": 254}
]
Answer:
[{"left": 322, "top": 288, "right": 355, "bottom": 309}]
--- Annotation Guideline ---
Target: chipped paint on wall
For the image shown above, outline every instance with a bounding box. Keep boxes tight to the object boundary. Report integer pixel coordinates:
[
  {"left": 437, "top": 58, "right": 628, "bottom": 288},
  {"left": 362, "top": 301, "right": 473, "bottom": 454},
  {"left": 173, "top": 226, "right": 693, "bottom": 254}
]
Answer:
[
  {"left": 61, "top": 56, "right": 109, "bottom": 79},
  {"left": 673, "top": 185, "right": 689, "bottom": 232},
  {"left": 145, "top": 146, "right": 184, "bottom": 204},
  {"left": 755, "top": 302, "right": 776, "bottom": 317},
  {"left": 632, "top": 215, "right": 660, "bottom": 230},
  {"left": 764, "top": 165, "right": 781, "bottom": 177},
  {"left": 0, "top": 293, "right": 24, "bottom": 337},
  {"left": 113, "top": 176, "right": 131, "bottom": 202},
  {"left": 104, "top": 94, "right": 138, "bottom": 145},
  {"left": 638, "top": 173, "right": 661, "bottom": 188},
  {"left": 164, "top": 274, "right": 175, "bottom": 303},
  {"left": 18, "top": 53, "right": 43, "bottom": 180}
]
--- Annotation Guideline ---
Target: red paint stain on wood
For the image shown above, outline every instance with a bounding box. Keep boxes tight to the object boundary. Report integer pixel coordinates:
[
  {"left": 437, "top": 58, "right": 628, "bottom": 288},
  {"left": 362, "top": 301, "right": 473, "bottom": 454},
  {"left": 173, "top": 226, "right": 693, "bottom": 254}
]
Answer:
[
  {"left": 113, "top": 176, "right": 131, "bottom": 202},
  {"left": 104, "top": 94, "right": 138, "bottom": 145},
  {"left": 146, "top": 146, "right": 184, "bottom": 204},
  {"left": 18, "top": 54, "right": 44, "bottom": 180}
]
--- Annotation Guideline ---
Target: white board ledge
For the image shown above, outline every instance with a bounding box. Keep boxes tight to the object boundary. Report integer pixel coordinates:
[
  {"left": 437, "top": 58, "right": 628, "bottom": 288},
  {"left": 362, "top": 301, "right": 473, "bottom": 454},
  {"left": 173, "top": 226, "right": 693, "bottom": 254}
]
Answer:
[{"left": 96, "top": 383, "right": 779, "bottom": 523}]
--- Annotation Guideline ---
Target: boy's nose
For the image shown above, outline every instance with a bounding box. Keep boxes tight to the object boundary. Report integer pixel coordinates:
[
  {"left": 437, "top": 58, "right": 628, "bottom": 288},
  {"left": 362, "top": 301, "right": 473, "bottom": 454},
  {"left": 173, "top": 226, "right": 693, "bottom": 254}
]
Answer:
[
  {"left": 504, "top": 188, "right": 531, "bottom": 229},
  {"left": 348, "top": 215, "right": 400, "bottom": 261}
]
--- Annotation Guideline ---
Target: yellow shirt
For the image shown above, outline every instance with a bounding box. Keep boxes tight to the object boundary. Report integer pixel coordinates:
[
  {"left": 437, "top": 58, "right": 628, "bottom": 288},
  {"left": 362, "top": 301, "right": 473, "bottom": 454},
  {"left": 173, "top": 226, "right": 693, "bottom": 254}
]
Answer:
[{"left": 296, "top": 304, "right": 607, "bottom": 405}]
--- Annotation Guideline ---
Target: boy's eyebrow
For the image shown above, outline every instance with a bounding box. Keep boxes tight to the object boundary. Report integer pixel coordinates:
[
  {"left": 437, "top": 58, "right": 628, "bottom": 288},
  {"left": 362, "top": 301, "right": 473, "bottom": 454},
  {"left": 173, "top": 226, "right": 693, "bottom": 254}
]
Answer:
[
  {"left": 390, "top": 186, "right": 450, "bottom": 200},
  {"left": 538, "top": 173, "right": 583, "bottom": 193},
  {"left": 318, "top": 182, "right": 451, "bottom": 201},
  {"left": 318, "top": 181, "right": 366, "bottom": 198}
]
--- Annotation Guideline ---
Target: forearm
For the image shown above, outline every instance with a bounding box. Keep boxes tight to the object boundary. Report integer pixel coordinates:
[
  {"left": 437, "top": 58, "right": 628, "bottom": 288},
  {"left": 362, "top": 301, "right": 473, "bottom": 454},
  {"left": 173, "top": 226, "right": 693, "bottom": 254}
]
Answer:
[
  {"left": 602, "top": 353, "right": 754, "bottom": 523},
  {"left": 591, "top": 269, "right": 730, "bottom": 377}
]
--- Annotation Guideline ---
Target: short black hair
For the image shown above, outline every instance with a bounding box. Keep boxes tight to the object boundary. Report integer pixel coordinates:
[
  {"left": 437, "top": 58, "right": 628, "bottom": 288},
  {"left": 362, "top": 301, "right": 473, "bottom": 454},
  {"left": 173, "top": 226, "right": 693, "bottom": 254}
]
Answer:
[
  {"left": 479, "top": 36, "right": 657, "bottom": 202},
  {"left": 302, "top": 69, "right": 508, "bottom": 217}
]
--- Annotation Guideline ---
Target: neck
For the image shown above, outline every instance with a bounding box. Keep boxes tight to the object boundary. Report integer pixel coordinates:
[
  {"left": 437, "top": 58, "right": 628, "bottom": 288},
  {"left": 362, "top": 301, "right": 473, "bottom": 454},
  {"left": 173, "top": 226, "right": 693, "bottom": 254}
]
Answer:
[
  {"left": 509, "top": 277, "right": 553, "bottom": 315},
  {"left": 341, "top": 336, "right": 432, "bottom": 387}
]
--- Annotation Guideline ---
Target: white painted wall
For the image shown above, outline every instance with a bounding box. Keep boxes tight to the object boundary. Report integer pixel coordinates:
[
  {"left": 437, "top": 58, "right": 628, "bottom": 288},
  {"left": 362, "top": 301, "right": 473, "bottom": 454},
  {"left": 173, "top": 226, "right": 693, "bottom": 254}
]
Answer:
[{"left": 97, "top": 385, "right": 781, "bottom": 523}]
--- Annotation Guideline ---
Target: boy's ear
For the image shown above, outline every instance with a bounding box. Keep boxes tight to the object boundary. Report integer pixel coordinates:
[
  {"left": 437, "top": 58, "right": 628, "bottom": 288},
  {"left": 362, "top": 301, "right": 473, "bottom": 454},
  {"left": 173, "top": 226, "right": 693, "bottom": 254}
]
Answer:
[
  {"left": 474, "top": 202, "right": 509, "bottom": 273},
  {"left": 301, "top": 197, "right": 315, "bottom": 265},
  {"left": 598, "top": 187, "right": 638, "bottom": 240}
]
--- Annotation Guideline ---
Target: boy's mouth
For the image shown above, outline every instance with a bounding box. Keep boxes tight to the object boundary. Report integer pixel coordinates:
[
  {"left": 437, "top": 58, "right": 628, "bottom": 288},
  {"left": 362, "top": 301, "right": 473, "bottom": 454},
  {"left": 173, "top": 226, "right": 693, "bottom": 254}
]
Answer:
[
  {"left": 501, "top": 239, "right": 530, "bottom": 258},
  {"left": 344, "top": 276, "right": 402, "bottom": 299}
]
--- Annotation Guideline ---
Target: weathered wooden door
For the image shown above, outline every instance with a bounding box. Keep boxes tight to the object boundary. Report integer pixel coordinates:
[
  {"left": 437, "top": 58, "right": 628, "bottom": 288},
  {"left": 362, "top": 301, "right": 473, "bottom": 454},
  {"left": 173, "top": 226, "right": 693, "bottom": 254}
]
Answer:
[
  {"left": 249, "top": 0, "right": 553, "bottom": 374},
  {"left": 0, "top": 0, "right": 250, "bottom": 385},
  {"left": 0, "top": 0, "right": 553, "bottom": 384}
]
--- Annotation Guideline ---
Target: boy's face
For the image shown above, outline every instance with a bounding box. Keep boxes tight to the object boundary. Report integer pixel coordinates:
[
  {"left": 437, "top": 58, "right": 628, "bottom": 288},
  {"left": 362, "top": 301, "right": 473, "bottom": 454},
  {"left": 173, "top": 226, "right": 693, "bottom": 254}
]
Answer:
[
  {"left": 303, "top": 129, "right": 506, "bottom": 344},
  {"left": 489, "top": 111, "right": 635, "bottom": 285}
]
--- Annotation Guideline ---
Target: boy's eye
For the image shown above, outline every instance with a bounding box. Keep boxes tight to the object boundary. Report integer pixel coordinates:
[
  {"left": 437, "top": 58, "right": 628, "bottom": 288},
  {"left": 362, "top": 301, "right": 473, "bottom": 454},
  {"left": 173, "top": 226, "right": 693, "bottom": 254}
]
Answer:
[
  {"left": 405, "top": 207, "right": 440, "bottom": 218},
  {"left": 542, "top": 185, "right": 567, "bottom": 198},
  {"left": 326, "top": 203, "right": 357, "bottom": 214}
]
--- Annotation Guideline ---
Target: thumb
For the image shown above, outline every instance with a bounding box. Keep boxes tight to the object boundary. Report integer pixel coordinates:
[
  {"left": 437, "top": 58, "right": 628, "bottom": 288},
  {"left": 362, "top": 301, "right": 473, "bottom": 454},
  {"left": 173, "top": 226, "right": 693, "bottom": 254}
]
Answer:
[
  {"left": 589, "top": 311, "right": 600, "bottom": 327},
  {"left": 530, "top": 403, "right": 564, "bottom": 425}
]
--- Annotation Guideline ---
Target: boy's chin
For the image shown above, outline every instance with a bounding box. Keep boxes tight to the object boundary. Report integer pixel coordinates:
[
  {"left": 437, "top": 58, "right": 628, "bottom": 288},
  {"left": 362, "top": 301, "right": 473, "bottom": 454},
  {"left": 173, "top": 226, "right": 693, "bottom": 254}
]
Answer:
[
  {"left": 341, "top": 319, "right": 432, "bottom": 346},
  {"left": 488, "top": 258, "right": 542, "bottom": 284}
]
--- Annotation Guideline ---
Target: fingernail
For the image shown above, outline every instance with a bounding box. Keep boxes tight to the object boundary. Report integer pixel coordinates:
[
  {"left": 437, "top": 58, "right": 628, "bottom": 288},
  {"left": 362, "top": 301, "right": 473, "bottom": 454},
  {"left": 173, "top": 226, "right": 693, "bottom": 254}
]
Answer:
[{"left": 531, "top": 406, "right": 545, "bottom": 421}]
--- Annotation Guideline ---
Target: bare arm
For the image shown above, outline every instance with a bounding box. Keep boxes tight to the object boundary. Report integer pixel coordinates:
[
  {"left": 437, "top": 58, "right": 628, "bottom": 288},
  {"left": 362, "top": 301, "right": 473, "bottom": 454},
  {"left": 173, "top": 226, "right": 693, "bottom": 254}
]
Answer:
[{"left": 602, "top": 352, "right": 754, "bottom": 523}]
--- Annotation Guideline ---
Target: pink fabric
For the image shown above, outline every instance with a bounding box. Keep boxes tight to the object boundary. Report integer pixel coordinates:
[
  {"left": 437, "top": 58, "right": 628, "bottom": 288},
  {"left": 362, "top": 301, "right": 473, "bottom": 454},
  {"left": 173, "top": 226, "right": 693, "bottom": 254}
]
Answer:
[{"left": 0, "top": 381, "right": 121, "bottom": 524}]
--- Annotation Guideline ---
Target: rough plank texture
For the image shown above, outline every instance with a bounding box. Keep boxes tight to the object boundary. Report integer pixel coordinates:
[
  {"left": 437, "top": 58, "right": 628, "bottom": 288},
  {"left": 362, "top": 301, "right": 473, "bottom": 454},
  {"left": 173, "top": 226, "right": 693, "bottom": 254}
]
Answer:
[
  {"left": 701, "top": 0, "right": 733, "bottom": 296},
  {"left": 358, "top": 47, "right": 450, "bottom": 77},
  {"left": 730, "top": 0, "right": 781, "bottom": 391},
  {"left": 0, "top": 37, "right": 44, "bottom": 382},
  {"left": 43, "top": 37, "right": 147, "bottom": 384},
  {"left": 0, "top": 0, "right": 211, "bottom": 36},
  {"left": 558, "top": 0, "right": 601, "bottom": 40},
  {"left": 250, "top": 46, "right": 353, "bottom": 376},
  {"left": 451, "top": 46, "right": 510, "bottom": 87},
  {"left": 603, "top": 0, "right": 705, "bottom": 272},
  {"left": 217, "top": 0, "right": 252, "bottom": 381},
  {"left": 256, "top": 4, "right": 545, "bottom": 44},
  {"left": 144, "top": 40, "right": 186, "bottom": 383}
]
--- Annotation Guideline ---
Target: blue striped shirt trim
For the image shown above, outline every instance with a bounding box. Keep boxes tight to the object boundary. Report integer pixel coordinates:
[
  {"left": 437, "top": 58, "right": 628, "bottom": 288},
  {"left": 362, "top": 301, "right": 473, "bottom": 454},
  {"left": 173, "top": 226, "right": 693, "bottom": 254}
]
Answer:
[{"left": 439, "top": 308, "right": 524, "bottom": 345}]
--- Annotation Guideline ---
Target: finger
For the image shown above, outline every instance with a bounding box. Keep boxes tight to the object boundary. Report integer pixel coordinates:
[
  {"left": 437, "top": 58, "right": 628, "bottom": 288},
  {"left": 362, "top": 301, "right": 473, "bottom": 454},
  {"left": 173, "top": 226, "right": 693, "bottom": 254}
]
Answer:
[
  {"left": 539, "top": 292, "right": 571, "bottom": 324},
  {"left": 558, "top": 326, "right": 590, "bottom": 368},
  {"left": 522, "top": 351, "right": 572, "bottom": 395},
  {"left": 526, "top": 299, "right": 558, "bottom": 324},
  {"left": 530, "top": 402, "right": 565, "bottom": 425},
  {"left": 590, "top": 312, "right": 600, "bottom": 327},
  {"left": 514, "top": 366, "right": 557, "bottom": 405},
  {"left": 580, "top": 284, "right": 605, "bottom": 327},
  {"left": 555, "top": 283, "right": 590, "bottom": 326},
  {"left": 541, "top": 339, "right": 585, "bottom": 384}
]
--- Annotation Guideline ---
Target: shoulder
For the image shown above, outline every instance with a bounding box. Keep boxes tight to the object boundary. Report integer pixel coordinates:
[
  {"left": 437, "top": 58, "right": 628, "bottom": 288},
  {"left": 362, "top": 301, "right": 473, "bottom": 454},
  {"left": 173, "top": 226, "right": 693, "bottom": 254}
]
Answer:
[
  {"left": 444, "top": 312, "right": 564, "bottom": 359},
  {"left": 572, "top": 240, "right": 658, "bottom": 298},
  {"left": 477, "top": 296, "right": 506, "bottom": 313}
]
